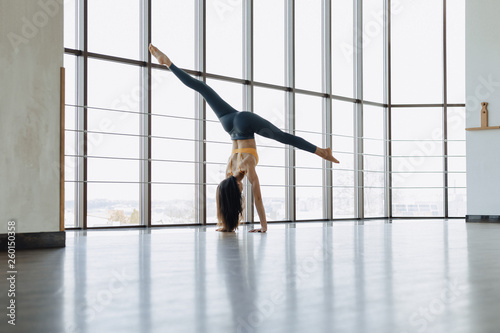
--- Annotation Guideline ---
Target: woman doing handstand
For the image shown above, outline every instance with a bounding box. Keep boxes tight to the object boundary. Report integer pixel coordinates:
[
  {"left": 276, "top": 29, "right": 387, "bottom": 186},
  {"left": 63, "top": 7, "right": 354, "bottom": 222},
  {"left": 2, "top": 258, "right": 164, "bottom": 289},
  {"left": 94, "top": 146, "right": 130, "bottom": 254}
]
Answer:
[{"left": 149, "top": 44, "right": 339, "bottom": 233}]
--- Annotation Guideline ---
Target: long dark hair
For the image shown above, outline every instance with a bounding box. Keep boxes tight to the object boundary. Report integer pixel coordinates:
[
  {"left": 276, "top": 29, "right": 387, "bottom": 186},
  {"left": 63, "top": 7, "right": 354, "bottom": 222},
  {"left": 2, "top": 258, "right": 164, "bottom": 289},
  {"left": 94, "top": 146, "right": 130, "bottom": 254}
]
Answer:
[{"left": 216, "top": 176, "right": 244, "bottom": 231}]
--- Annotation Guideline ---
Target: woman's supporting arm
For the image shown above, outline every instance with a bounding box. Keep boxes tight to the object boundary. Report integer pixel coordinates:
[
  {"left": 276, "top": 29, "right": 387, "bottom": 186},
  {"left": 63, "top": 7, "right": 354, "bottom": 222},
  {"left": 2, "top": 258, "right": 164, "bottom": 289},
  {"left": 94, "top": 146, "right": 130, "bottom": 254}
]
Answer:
[{"left": 246, "top": 167, "right": 267, "bottom": 233}]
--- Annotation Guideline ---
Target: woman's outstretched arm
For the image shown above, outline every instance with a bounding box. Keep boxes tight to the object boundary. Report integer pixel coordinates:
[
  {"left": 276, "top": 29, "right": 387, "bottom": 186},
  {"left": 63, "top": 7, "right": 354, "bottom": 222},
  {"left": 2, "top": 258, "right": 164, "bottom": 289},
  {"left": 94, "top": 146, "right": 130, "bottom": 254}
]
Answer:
[{"left": 245, "top": 167, "right": 267, "bottom": 233}]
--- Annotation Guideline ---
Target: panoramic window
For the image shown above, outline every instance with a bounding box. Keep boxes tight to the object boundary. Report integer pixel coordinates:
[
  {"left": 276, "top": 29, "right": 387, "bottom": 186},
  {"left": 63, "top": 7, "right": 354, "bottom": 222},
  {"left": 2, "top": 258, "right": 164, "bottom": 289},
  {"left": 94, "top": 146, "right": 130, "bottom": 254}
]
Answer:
[{"left": 63, "top": 0, "right": 465, "bottom": 228}]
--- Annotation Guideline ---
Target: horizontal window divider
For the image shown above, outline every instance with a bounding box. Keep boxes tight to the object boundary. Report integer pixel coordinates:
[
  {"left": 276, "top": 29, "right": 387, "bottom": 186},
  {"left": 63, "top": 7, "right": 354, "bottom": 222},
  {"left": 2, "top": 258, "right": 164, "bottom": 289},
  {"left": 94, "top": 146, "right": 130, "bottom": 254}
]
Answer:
[
  {"left": 294, "top": 88, "right": 329, "bottom": 98},
  {"left": 362, "top": 101, "right": 387, "bottom": 107},
  {"left": 151, "top": 113, "right": 217, "bottom": 123},
  {"left": 252, "top": 81, "right": 290, "bottom": 92},
  {"left": 64, "top": 180, "right": 363, "bottom": 190},
  {"left": 361, "top": 153, "right": 386, "bottom": 158},
  {"left": 391, "top": 104, "right": 445, "bottom": 108},
  {"left": 391, "top": 155, "right": 465, "bottom": 158},
  {"left": 391, "top": 139, "right": 448, "bottom": 142},
  {"left": 65, "top": 103, "right": 141, "bottom": 115},
  {"left": 65, "top": 103, "right": 219, "bottom": 123},
  {"left": 64, "top": 47, "right": 80, "bottom": 55},
  {"left": 332, "top": 151, "right": 355, "bottom": 156},
  {"left": 88, "top": 50, "right": 146, "bottom": 66},
  {"left": 363, "top": 170, "right": 386, "bottom": 173},
  {"left": 362, "top": 137, "right": 386, "bottom": 142},
  {"left": 65, "top": 154, "right": 198, "bottom": 164},
  {"left": 391, "top": 187, "right": 466, "bottom": 189},
  {"left": 294, "top": 129, "right": 333, "bottom": 136},
  {"left": 332, "top": 168, "right": 356, "bottom": 172},
  {"left": 330, "top": 133, "right": 356, "bottom": 139},
  {"left": 391, "top": 171, "right": 466, "bottom": 174},
  {"left": 389, "top": 103, "right": 465, "bottom": 108}
]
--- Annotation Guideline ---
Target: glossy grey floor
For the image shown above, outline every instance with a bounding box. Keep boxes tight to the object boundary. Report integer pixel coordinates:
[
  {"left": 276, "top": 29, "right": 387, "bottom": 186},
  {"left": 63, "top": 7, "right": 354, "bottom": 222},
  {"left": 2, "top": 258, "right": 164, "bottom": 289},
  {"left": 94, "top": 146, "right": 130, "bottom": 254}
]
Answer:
[{"left": 2, "top": 219, "right": 500, "bottom": 333}]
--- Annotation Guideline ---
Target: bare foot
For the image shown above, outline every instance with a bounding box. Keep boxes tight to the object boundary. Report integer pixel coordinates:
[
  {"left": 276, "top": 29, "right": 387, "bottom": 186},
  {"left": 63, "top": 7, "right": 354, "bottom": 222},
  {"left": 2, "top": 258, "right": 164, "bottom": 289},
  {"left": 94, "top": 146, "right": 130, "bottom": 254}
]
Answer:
[
  {"left": 149, "top": 43, "right": 172, "bottom": 67},
  {"left": 315, "top": 147, "right": 340, "bottom": 164}
]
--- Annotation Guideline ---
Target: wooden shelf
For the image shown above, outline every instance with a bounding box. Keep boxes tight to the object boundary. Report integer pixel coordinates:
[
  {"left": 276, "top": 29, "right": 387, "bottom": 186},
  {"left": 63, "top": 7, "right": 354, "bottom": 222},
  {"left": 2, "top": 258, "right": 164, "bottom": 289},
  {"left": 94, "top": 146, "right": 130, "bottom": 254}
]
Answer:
[
  {"left": 466, "top": 126, "right": 500, "bottom": 131},
  {"left": 466, "top": 102, "right": 500, "bottom": 130}
]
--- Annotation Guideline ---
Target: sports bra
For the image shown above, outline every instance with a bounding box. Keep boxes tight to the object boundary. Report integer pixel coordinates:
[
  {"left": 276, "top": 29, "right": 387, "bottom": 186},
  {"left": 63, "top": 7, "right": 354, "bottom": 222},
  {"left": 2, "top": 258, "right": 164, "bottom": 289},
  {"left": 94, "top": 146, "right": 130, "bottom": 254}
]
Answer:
[{"left": 229, "top": 148, "right": 259, "bottom": 176}]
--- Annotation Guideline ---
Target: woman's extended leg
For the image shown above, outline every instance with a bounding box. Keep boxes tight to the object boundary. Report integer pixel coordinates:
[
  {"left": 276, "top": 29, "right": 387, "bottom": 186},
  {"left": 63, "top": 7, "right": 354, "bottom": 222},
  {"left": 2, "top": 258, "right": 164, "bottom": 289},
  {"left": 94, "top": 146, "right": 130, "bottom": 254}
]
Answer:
[
  {"left": 248, "top": 112, "right": 340, "bottom": 163},
  {"left": 149, "top": 44, "right": 237, "bottom": 120}
]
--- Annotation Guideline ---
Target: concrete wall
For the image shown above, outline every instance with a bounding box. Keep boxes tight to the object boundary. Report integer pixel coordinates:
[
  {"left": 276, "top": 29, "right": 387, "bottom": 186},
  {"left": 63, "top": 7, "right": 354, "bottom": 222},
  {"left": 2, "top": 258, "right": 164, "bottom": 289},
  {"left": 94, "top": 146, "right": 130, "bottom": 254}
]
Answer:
[
  {"left": 0, "top": 0, "right": 63, "bottom": 233},
  {"left": 466, "top": 0, "right": 500, "bottom": 215}
]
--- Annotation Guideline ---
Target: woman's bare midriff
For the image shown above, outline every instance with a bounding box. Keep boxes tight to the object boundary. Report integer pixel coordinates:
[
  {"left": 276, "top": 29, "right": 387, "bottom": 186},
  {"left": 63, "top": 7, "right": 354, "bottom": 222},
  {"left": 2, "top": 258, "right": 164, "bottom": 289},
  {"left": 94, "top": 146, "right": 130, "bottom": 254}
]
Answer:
[{"left": 226, "top": 139, "right": 257, "bottom": 178}]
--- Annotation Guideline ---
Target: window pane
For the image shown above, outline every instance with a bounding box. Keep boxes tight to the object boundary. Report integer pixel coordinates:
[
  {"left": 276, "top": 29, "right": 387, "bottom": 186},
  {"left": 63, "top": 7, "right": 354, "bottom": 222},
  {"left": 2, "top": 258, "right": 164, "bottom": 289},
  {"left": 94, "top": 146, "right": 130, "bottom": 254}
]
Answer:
[
  {"left": 87, "top": 134, "right": 140, "bottom": 159},
  {"left": 295, "top": 94, "right": 323, "bottom": 220},
  {"left": 87, "top": 108, "right": 140, "bottom": 136},
  {"left": 334, "top": 187, "right": 355, "bottom": 218},
  {"left": 152, "top": 0, "right": 195, "bottom": 70},
  {"left": 64, "top": 0, "right": 77, "bottom": 49},
  {"left": 393, "top": 173, "right": 443, "bottom": 188},
  {"left": 64, "top": 54, "right": 77, "bottom": 107},
  {"left": 332, "top": 0, "right": 354, "bottom": 97},
  {"left": 87, "top": 59, "right": 141, "bottom": 161},
  {"left": 365, "top": 188, "right": 384, "bottom": 217},
  {"left": 87, "top": 58, "right": 141, "bottom": 111},
  {"left": 364, "top": 107, "right": 385, "bottom": 218},
  {"left": 254, "top": 87, "right": 286, "bottom": 145},
  {"left": 448, "top": 173, "right": 466, "bottom": 188},
  {"left": 364, "top": 106, "right": 385, "bottom": 169},
  {"left": 152, "top": 161, "right": 195, "bottom": 184},
  {"left": 206, "top": 0, "right": 242, "bottom": 78},
  {"left": 87, "top": 158, "right": 139, "bottom": 182},
  {"left": 448, "top": 187, "right": 466, "bottom": 217},
  {"left": 391, "top": 0, "right": 443, "bottom": 103},
  {"left": 392, "top": 108, "right": 443, "bottom": 141},
  {"left": 205, "top": 79, "right": 243, "bottom": 144},
  {"left": 152, "top": 185, "right": 196, "bottom": 224},
  {"left": 363, "top": 0, "right": 384, "bottom": 102},
  {"left": 151, "top": 68, "right": 196, "bottom": 161},
  {"left": 254, "top": 0, "right": 285, "bottom": 85},
  {"left": 392, "top": 156, "right": 443, "bottom": 174},
  {"left": 332, "top": 100, "right": 355, "bottom": 218},
  {"left": 64, "top": 55, "right": 77, "bottom": 168},
  {"left": 332, "top": 100, "right": 354, "bottom": 138},
  {"left": 255, "top": 164, "right": 286, "bottom": 222},
  {"left": 254, "top": 87, "right": 287, "bottom": 221},
  {"left": 392, "top": 189, "right": 444, "bottom": 217},
  {"left": 64, "top": 182, "right": 76, "bottom": 228},
  {"left": 295, "top": 0, "right": 322, "bottom": 92},
  {"left": 88, "top": 0, "right": 141, "bottom": 60},
  {"left": 392, "top": 141, "right": 443, "bottom": 157},
  {"left": 87, "top": 183, "right": 140, "bottom": 227},
  {"left": 447, "top": 108, "right": 466, "bottom": 141},
  {"left": 447, "top": 0, "right": 465, "bottom": 103}
]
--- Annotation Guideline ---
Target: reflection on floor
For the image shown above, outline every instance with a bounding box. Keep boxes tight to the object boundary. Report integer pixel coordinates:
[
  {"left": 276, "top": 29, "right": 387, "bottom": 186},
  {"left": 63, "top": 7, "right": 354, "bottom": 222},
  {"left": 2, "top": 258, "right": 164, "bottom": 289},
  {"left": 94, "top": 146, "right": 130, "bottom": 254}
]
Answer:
[{"left": 2, "top": 219, "right": 500, "bottom": 333}]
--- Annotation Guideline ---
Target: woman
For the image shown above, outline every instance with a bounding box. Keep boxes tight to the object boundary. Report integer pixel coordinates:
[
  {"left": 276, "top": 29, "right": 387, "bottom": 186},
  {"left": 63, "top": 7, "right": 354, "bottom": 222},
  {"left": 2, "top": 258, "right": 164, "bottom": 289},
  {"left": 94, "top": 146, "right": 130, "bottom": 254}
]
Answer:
[{"left": 149, "top": 44, "right": 339, "bottom": 233}]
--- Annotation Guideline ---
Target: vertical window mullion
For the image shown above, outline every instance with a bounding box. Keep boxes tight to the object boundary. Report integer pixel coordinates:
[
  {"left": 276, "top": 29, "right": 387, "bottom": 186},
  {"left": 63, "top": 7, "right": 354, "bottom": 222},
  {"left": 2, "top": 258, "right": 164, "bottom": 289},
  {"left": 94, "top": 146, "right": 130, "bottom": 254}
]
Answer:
[
  {"left": 139, "top": 0, "right": 151, "bottom": 227},
  {"left": 384, "top": 0, "right": 392, "bottom": 218},
  {"left": 443, "top": 0, "right": 449, "bottom": 218},
  {"left": 285, "top": 0, "right": 296, "bottom": 221},
  {"left": 322, "top": 0, "right": 333, "bottom": 220},
  {"left": 77, "top": 0, "right": 88, "bottom": 229},
  {"left": 195, "top": 0, "right": 207, "bottom": 225},
  {"left": 243, "top": 0, "right": 254, "bottom": 223},
  {"left": 354, "top": 0, "right": 364, "bottom": 219}
]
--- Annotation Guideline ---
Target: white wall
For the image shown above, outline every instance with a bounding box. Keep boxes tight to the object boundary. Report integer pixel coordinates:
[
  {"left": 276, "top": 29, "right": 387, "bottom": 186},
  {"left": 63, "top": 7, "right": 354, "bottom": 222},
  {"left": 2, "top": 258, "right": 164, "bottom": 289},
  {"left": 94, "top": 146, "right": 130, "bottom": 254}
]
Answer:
[
  {"left": 0, "top": 0, "right": 63, "bottom": 233},
  {"left": 466, "top": 0, "right": 500, "bottom": 215}
]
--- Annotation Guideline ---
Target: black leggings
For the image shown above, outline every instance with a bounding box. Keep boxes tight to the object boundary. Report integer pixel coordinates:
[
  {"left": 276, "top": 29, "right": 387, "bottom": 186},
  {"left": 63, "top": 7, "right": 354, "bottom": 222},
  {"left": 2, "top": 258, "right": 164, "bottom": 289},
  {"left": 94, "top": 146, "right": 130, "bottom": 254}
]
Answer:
[{"left": 169, "top": 63, "right": 317, "bottom": 153}]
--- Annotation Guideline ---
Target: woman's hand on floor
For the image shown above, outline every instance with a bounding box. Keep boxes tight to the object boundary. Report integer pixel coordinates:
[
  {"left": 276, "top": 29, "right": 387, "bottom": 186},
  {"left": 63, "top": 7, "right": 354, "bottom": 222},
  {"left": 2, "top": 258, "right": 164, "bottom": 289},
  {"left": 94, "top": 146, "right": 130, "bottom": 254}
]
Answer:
[{"left": 249, "top": 228, "right": 267, "bottom": 233}]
